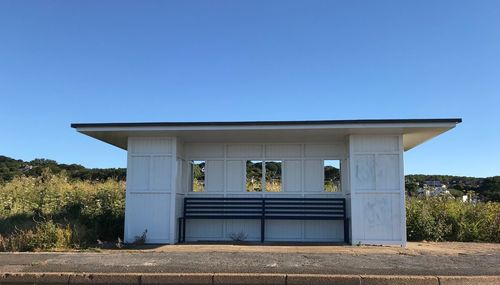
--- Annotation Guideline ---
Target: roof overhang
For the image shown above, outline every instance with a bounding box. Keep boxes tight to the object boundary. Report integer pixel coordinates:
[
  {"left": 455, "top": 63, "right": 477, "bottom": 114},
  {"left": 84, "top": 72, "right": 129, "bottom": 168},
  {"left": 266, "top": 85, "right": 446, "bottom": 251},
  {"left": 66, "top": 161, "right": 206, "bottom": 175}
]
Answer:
[{"left": 71, "top": 118, "right": 462, "bottom": 151}]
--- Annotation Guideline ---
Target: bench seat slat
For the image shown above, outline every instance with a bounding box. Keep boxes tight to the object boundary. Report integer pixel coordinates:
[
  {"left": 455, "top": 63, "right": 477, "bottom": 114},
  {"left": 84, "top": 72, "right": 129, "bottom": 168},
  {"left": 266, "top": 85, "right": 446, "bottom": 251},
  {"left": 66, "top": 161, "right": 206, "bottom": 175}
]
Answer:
[
  {"left": 265, "top": 216, "right": 345, "bottom": 220},
  {"left": 186, "top": 210, "right": 262, "bottom": 214},
  {"left": 265, "top": 202, "right": 344, "bottom": 206},
  {"left": 186, "top": 205, "right": 262, "bottom": 208},
  {"left": 265, "top": 210, "right": 344, "bottom": 214},
  {"left": 184, "top": 215, "right": 263, "bottom": 219},
  {"left": 265, "top": 206, "right": 344, "bottom": 210},
  {"left": 186, "top": 202, "right": 263, "bottom": 205},
  {"left": 185, "top": 197, "right": 264, "bottom": 200}
]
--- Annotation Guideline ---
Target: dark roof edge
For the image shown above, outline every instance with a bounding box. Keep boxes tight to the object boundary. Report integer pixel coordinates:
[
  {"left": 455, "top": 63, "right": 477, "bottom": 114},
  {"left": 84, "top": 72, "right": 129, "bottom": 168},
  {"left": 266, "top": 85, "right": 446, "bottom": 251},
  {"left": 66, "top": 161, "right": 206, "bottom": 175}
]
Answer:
[{"left": 71, "top": 118, "right": 462, "bottom": 129}]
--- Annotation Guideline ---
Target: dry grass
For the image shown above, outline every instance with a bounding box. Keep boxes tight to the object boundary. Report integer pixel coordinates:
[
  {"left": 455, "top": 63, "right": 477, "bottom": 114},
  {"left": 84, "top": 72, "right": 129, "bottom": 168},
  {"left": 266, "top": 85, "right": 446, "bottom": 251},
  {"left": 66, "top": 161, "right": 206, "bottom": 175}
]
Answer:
[{"left": 0, "top": 170, "right": 125, "bottom": 251}]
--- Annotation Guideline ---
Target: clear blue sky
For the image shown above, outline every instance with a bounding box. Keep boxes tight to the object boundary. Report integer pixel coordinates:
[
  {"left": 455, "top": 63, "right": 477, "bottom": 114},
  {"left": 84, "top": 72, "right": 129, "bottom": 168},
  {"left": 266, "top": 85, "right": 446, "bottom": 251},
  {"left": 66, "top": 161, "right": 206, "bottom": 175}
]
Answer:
[{"left": 0, "top": 1, "right": 499, "bottom": 177}]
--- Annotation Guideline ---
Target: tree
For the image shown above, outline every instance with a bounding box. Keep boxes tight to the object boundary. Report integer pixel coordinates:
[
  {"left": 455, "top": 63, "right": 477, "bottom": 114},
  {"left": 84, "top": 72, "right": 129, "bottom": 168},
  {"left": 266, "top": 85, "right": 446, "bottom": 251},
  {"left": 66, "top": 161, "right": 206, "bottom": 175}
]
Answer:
[
  {"left": 0, "top": 155, "right": 126, "bottom": 183},
  {"left": 478, "top": 176, "right": 500, "bottom": 202},
  {"left": 405, "top": 181, "right": 419, "bottom": 197}
]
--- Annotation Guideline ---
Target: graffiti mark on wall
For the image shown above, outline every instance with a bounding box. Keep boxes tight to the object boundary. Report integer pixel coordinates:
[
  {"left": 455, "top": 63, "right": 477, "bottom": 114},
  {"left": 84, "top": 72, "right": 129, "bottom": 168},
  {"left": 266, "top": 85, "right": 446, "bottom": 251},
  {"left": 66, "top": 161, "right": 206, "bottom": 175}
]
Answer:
[
  {"left": 355, "top": 156, "right": 375, "bottom": 188},
  {"left": 365, "top": 198, "right": 389, "bottom": 230}
]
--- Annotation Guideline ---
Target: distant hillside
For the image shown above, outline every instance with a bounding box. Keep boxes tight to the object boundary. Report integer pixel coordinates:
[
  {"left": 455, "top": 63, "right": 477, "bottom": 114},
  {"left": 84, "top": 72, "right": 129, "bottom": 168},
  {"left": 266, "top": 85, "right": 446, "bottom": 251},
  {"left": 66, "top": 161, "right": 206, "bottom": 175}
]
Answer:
[
  {"left": 406, "top": 174, "right": 499, "bottom": 202},
  {"left": 1, "top": 155, "right": 498, "bottom": 201},
  {"left": 405, "top": 174, "right": 483, "bottom": 191},
  {"left": 0, "top": 155, "right": 126, "bottom": 183}
]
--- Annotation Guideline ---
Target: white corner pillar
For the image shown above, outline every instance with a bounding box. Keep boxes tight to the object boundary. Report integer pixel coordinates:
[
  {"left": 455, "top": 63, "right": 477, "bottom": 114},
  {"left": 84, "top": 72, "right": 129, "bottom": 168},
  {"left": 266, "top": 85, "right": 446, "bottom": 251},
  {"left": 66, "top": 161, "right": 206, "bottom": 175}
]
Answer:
[
  {"left": 124, "top": 137, "right": 178, "bottom": 244},
  {"left": 348, "top": 134, "right": 406, "bottom": 246}
]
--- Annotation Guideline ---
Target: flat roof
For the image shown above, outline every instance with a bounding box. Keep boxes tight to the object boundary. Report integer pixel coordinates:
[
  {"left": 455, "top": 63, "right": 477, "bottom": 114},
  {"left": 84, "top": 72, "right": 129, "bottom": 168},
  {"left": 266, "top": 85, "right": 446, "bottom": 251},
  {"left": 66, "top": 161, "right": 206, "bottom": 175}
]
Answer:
[
  {"left": 71, "top": 118, "right": 462, "bottom": 128},
  {"left": 71, "top": 118, "right": 462, "bottom": 151}
]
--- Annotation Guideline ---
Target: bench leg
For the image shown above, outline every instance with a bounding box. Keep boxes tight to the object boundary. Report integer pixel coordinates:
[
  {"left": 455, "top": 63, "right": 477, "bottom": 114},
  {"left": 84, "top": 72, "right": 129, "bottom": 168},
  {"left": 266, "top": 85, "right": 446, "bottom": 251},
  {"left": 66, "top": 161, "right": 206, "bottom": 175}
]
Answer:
[
  {"left": 344, "top": 218, "right": 350, "bottom": 244},
  {"left": 260, "top": 218, "right": 265, "bottom": 243},
  {"left": 182, "top": 218, "right": 186, "bottom": 243}
]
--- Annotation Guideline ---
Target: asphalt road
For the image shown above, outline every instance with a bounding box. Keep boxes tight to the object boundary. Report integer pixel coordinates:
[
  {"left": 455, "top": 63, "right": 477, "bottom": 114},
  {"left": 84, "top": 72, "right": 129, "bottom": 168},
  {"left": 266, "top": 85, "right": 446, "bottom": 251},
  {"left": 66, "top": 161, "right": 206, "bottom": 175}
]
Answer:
[{"left": 0, "top": 245, "right": 498, "bottom": 276}]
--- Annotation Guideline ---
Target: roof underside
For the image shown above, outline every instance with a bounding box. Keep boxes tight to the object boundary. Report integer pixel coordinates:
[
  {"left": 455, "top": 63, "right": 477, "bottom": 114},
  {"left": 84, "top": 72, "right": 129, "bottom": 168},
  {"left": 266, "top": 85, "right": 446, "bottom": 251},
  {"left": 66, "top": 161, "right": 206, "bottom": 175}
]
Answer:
[{"left": 71, "top": 118, "right": 462, "bottom": 151}]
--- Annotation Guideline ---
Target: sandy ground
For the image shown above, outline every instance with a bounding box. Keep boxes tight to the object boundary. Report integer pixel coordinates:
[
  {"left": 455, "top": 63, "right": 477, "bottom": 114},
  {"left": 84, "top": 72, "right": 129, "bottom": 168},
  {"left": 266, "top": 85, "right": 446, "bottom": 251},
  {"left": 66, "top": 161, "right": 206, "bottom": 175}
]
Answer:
[
  {"left": 0, "top": 242, "right": 498, "bottom": 276},
  {"left": 144, "top": 241, "right": 500, "bottom": 255}
]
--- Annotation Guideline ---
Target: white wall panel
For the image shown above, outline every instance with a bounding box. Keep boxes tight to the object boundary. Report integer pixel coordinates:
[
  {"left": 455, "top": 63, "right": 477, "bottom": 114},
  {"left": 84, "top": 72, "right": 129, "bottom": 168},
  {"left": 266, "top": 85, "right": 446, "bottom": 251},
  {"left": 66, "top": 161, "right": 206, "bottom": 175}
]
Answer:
[
  {"left": 349, "top": 135, "right": 405, "bottom": 246},
  {"left": 226, "top": 160, "right": 245, "bottom": 192},
  {"left": 376, "top": 154, "right": 400, "bottom": 190},
  {"left": 129, "top": 137, "right": 172, "bottom": 154},
  {"left": 150, "top": 156, "right": 172, "bottom": 191},
  {"left": 357, "top": 193, "right": 401, "bottom": 241},
  {"left": 225, "top": 220, "right": 260, "bottom": 241},
  {"left": 128, "top": 156, "right": 150, "bottom": 191},
  {"left": 265, "top": 144, "right": 301, "bottom": 158},
  {"left": 226, "top": 193, "right": 262, "bottom": 198},
  {"left": 266, "top": 220, "right": 302, "bottom": 240},
  {"left": 126, "top": 137, "right": 175, "bottom": 244},
  {"left": 186, "top": 220, "right": 224, "bottom": 240},
  {"left": 206, "top": 160, "right": 224, "bottom": 192},
  {"left": 189, "top": 193, "right": 224, "bottom": 198},
  {"left": 176, "top": 140, "right": 185, "bottom": 159},
  {"left": 185, "top": 143, "right": 224, "bottom": 158},
  {"left": 179, "top": 160, "right": 188, "bottom": 194},
  {"left": 305, "top": 143, "right": 346, "bottom": 157},
  {"left": 341, "top": 159, "right": 350, "bottom": 194},
  {"left": 304, "top": 221, "right": 343, "bottom": 241},
  {"left": 353, "top": 155, "right": 376, "bottom": 190},
  {"left": 175, "top": 195, "right": 184, "bottom": 218},
  {"left": 283, "top": 160, "right": 301, "bottom": 192},
  {"left": 304, "top": 159, "right": 323, "bottom": 192},
  {"left": 352, "top": 135, "right": 399, "bottom": 153},
  {"left": 125, "top": 194, "right": 170, "bottom": 243},
  {"left": 265, "top": 193, "right": 303, "bottom": 198},
  {"left": 227, "top": 144, "right": 262, "bottom": 158}
]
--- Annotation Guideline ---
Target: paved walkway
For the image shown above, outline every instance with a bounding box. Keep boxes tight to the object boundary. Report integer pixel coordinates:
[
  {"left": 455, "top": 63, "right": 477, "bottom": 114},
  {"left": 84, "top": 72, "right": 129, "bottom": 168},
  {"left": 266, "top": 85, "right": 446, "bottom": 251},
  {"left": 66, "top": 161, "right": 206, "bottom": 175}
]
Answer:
[
  {"left": 0, "top": 242, "right": 498, "bottom": 276},
  {"left": 1, "top": 272, "right": 499, "bottom": 285}
]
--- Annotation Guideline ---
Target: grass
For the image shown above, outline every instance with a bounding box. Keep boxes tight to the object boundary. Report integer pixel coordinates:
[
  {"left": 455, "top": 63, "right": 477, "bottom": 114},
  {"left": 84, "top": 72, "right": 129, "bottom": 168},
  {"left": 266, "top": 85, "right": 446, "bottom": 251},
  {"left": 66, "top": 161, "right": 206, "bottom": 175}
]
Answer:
[
  {"left": 406, "top": 197, "right": 500, "bottom": 242},
  {"left": 0, "top": 170, "right": 498, "bottom": 251},
  {"left": 0, "top": 170, "right": 125, "bottom": 251},
  {"left": 324, "top": 181, "right": 340, "bottom": 192},
  {"left": 192, "top": 179, "right": 204, "bottom": 192}
]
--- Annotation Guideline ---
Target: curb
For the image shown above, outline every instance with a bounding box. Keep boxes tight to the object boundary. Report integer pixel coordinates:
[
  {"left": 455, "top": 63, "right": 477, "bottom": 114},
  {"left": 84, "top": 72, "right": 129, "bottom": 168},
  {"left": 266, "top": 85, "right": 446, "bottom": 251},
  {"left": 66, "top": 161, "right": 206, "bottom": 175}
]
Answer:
[{"left": 0, "top": 273, "right": 499, "bottom": 285}]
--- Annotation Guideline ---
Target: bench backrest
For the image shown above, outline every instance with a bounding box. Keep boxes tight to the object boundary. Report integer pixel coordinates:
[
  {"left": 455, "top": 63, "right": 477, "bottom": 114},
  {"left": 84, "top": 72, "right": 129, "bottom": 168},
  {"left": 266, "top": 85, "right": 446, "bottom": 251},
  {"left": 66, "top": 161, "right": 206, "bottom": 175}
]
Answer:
[{"left": 183, "top": 197, "right": 346, "bottom": 220}]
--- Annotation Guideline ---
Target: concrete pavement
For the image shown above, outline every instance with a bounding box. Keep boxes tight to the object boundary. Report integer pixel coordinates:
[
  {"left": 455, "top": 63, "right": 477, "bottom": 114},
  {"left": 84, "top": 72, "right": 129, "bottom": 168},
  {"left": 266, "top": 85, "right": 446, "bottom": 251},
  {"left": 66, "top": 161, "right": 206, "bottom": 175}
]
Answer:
[
  {"left": 1, "top": 273, "right": 499, "bottom": 285},
  {"left": 0, "top": 243, "right": 498, "bottom": 284}
]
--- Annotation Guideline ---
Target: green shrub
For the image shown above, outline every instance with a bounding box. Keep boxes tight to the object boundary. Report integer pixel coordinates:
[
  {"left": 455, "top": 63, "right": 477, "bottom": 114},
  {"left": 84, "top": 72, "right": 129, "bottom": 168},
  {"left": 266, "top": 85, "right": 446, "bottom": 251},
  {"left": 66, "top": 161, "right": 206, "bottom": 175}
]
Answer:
[
  {"left": 28, "top": 220, "right": 74, "bottom": 250},
  {"left": 0, "top": 229, "right": 35, "bottom": 252},
  {"left": 406, "top": 197, "right": 500, "bottom": 242},
  {"left": 406, "top": 198, "right": 440, "bottom": 241},
  {"left": 0, "top": 221, "right": 75, "bottom": 252},
  {"left": 0, "top": 170, "right": 125, "bottom": 250}
]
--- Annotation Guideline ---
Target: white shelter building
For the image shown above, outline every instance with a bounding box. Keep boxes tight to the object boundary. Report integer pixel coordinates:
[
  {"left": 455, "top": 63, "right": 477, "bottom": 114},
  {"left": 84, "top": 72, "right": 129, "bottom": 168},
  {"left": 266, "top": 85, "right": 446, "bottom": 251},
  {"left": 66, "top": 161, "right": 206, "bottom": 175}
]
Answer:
[{"left": 72, "top": 118, "right": 461, "bottom": 246}]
